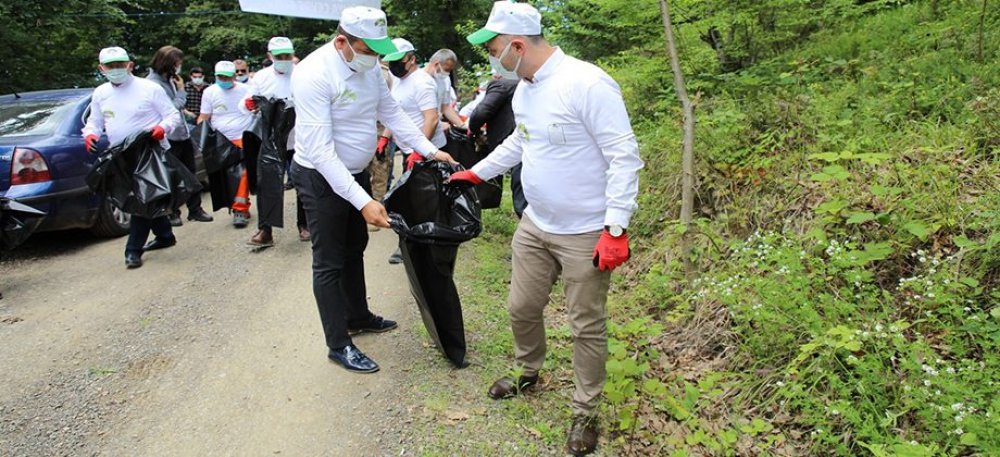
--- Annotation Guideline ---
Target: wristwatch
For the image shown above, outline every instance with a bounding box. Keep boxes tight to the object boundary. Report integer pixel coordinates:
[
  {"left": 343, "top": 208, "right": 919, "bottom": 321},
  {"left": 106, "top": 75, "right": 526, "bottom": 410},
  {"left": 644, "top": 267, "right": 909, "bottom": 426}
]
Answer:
[{"left": 606, "top": 224, "right": 626, "bottom": 237}]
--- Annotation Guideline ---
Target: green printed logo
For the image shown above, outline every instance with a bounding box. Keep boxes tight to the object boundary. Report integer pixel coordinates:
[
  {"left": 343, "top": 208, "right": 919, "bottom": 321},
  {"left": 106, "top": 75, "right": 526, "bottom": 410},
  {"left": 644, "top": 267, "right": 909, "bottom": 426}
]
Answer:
[
  {"left": 102, "top": 110, "right": 115, "bottom": 119},
  {"left": 214, "top": 102, "right": 227, "bottom": 112},
  {"left": 517, "top": 123, "right": 530, "bottom": 141},
  {"left": 334, "top": 88, "right": 358, "bottom": 104}
]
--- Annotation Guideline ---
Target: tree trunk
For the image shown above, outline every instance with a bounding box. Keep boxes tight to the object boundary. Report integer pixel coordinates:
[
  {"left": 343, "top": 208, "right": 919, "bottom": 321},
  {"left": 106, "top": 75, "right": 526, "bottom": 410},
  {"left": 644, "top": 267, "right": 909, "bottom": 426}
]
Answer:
[{"left": 658, "top": 0, "right": 697, "bottom": 280}]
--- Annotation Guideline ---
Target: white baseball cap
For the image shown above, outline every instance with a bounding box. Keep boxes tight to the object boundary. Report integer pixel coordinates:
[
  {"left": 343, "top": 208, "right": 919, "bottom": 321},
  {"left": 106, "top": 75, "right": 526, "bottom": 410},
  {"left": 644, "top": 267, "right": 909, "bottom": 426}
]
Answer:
[
  {"left": 382, "top": 38, "right": 416, "bottom": 62},
  {"left": 98, "top": 47, "right": 130, "bottom": 64},
  {"left": 268, "top": 37, "right": 294, "bottom": 55},
  {"left": 215, "top": 61, "right": 236, "bottom": 77},
  {"left": 339, "top": 6, "right": 397, "bottom": 55},
  {"left": 467, "top": 1, "right": 543, "bottom": 45}
]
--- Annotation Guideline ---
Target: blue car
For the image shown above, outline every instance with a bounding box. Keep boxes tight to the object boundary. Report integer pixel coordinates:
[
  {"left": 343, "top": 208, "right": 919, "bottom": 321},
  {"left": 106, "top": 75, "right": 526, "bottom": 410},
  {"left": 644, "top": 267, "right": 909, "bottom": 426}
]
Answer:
[{"left": 0, "top": 88, "right": 205, "bottom": 245}]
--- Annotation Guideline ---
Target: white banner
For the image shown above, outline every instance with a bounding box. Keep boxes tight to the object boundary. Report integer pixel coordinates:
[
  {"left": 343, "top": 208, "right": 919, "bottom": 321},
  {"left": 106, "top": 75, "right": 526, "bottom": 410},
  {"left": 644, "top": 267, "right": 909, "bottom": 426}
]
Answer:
[{"left": 238, "top": 0, "right": 381, "bottom": 20}]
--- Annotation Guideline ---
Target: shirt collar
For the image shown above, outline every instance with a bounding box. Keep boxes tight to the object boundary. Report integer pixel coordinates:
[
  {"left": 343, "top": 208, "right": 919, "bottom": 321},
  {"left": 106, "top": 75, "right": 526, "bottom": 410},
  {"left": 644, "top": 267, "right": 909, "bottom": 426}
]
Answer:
[
  {"left": 328, "top": 42, "right": 358, "bottom": 81},
  {"left": 527, "top": 47, "right": 565, "bottom": 85}
]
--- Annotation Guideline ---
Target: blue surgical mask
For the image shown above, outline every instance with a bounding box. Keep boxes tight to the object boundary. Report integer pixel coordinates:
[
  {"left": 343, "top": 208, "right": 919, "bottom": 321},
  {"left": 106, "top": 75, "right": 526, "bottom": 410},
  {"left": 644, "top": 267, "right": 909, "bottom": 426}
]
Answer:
[
  {"left": 217, "top": 80, "right": 234, "bottom": 90},
  {"left": 273, "top": 60, "right": 293, "bottom": 74},
  {"left": 104, "top": 68, "right": 130, "bottom": 84}
]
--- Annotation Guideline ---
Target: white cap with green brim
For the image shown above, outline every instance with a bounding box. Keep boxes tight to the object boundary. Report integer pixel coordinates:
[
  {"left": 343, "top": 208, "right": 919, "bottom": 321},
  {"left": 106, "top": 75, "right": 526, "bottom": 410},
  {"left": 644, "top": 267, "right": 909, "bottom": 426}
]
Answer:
[
  {"left": 467, "top": 1, "right": 542, "bottom": 46},
  {"left": 99, "top": 47, "right": 130, "bottom": 64},
  {"left": 383, "top": 38, "right": 416, "bottom": 62},
  {"left": 268, "top": 37, "right": 295, "bottom": 55},
  {"left": 215, "top": 61, "right": 236, "bottom": 77},
  {"left": 339, "top": 6, "right": 398, "bottom": 55}
]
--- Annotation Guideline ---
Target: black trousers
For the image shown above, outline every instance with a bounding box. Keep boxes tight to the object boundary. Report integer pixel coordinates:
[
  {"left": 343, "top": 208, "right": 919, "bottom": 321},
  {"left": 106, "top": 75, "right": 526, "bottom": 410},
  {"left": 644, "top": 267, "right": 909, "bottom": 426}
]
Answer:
[
  {"left": 291, "top": 163, "right": 375, "bottom": 350},
  {"left": 125, "top": 215, "right": 173, "bottom": 255},
  {"left": 168, "top": 138, "right": 203, "bottom": 213}
]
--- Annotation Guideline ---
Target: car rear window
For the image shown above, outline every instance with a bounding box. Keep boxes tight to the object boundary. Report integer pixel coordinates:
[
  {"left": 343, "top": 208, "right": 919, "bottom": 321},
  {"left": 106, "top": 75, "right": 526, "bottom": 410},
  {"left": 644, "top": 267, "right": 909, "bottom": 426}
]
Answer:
[{"left": 0, "top": 99, "right": 77, "bottom": 137}]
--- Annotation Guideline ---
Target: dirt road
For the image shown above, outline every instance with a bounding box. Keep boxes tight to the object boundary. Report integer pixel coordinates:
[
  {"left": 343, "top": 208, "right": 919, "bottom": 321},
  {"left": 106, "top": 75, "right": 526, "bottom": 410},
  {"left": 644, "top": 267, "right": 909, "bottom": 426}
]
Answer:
[{"left": 0, "top": 195, "right": 436, "bottom": 456}]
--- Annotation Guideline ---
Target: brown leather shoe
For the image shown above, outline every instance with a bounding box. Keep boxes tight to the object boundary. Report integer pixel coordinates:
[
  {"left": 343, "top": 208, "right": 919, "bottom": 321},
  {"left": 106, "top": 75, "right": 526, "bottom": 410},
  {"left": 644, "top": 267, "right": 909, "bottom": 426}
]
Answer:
[
  {"left": 298, "top": 227, "right": 310, "bottom": 242},
  {"left": 567, "top": 415, "right": 599, "bottom": 456},
  {"left": 487, "top": 374, "right": 538, "bottom": 400},
  {"left": 247, "top": 229, "right": 274, "bottom": 247}
]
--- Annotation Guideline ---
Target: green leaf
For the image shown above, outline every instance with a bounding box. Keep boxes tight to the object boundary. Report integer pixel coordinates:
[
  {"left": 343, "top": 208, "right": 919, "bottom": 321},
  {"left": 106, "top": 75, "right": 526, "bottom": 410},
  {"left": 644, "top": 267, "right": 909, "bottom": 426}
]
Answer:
[
  {"left": 960, "top": 277, "right": 980, "bottom": 288},
  {"left": 822, "top": 165, "right": 851, "bottom": 180},
  {"left": 960, "top": 432, "right": 979, "bottom": 446},
  {"left": 862, "top": 242, "right": 894, "bottom": 261},
  {"left": 846, "top": 212, "right": 876, "bottom": 224},
  {"left": 954, "top": 235, "right": 976, "bottom": 249},
  {"left": 642, "top": 378, "right": 667, "bottom": 397},
  {"left": 808, "top": 152, "right": 842, "bottom": 163},
  {"left": 816, "top": 200, "right": 848, "bottom": 215},
  {"left": 903, "top": 221, "right": 932, "bottom": 240}
]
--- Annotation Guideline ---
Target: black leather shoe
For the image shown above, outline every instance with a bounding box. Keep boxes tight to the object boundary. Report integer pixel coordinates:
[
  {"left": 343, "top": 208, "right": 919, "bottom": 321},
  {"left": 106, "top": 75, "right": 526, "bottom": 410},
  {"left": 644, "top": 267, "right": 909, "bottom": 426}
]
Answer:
[
  {"left": 487, "top": 374, "right": 539, "bottom": 400},
  {"left": 327, "top": 345, "right": 379, "bottom": 373},
  {"left": 566, "top": 415, "right": 599, "bottom": 456},
  {"left": 125, "top": 252, "right": 143, "bottom": 269},
  {"left": 387, "top": 248, "right": 403, "bottom": 264},
  {"left": 348, "top": 315, "right": 398, "bottom": 336},
  {"left": 187, "top": 208, "right": 214, "bottom": 222},
  {"left": 143, "top": 237, "right": 177, "bottom": 251},
  {"left": 167, "top": 213, "right": 183, "bottom": 227}
]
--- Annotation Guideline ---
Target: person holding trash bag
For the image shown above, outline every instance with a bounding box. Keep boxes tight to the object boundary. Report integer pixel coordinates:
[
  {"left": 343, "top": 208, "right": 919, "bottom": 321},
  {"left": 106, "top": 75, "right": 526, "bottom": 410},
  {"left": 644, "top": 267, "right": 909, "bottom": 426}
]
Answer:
[
  {"left": 83, "top": 46, "right": 186, "bottom": 269},
  {"left": 243, "top": 36, "right": 306, "bottom": 247},
  {"left": 198, "top": 61, "right": 255, "bottom": 228},
  {"left": 451, "top": 2, "right": 644, "bottom": 455},
  {"left": 290, "top": 6, "right": 457, "bottom": 374},
  {"left": 146, "top": 45, "right": 214, "bottom": 226},
  {"left": 424, "top": 49, "right": 466, "bottom": 130},
  {"left": 379, "top": 37, "right": 448, "bottom": 264}
]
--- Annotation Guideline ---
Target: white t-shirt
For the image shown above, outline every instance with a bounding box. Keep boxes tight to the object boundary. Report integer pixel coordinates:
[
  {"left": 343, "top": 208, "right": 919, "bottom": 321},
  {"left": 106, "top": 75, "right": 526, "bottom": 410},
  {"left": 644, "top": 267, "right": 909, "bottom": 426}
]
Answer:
[
  {"left": 83, "top": 76, "right": 182, "bottom": 148},
  {"left": 391, "top": 70, "right": 446, "bottom": 153},
  {"left": 200, "top": 83, "right": 254, "bottom": 141}
]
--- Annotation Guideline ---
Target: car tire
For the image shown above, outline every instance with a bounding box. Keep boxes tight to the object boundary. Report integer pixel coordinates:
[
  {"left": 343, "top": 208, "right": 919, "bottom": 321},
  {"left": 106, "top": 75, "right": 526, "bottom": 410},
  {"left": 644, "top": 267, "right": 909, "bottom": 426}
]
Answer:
[{"left": 89, "top": 197, "right": 131, "bottom": 237}]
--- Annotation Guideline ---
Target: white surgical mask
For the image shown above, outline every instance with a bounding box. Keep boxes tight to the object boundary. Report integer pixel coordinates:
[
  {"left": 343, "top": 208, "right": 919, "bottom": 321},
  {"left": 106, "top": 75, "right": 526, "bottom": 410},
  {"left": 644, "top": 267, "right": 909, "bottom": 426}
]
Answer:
[
  {"left": 436, "top": 70, "right": 450, "bottom": 81},
  {"left": 273, "top": 60, "right": 293, "bottom": 74},
  {"left": 340, "top": 43, "right": 377, "bottom": 73},
  {"left": 490, "top": 41, "right": 522, "bottom": 81},
  {"left": 191, "top": 77, "right": 204, "bottom": 85},
  {"left": 236, "top": 74, "right": 249, "bottom": 83},
  {"left": 104, "top": 68, "right": 130, "bottom": 84},
  {"left": 175, "top": 64, "right": 182, "bottom": 75}
]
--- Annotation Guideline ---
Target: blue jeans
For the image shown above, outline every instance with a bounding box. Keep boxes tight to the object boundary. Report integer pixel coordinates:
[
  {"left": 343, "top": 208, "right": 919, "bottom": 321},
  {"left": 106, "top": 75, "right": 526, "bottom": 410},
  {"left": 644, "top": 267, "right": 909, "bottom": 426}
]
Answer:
[{"left": 125, "top": 216, "right": 173, "bottom": 255}]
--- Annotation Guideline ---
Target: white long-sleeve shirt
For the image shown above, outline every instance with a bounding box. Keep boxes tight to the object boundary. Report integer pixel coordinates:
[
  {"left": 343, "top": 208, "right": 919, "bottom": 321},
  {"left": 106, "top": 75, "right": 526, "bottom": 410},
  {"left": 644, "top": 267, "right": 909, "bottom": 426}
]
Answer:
[
  {"left": 471, "top": 48, "right": 644, "bottom": 235},
  {"left": 391, "top": 69, "right": 446, "bottom": 153},
  {"left": 244, "top": 65, "right": 295, "bottom": 150},
  {"left": 82, "top": 75, "right": 182, "bottom": 148},
  {"left": 200, "top": 83, "right": 254, "bottom": 141},
  {"left": 292, "top": 42, "right": 438, "bottom": 210}
]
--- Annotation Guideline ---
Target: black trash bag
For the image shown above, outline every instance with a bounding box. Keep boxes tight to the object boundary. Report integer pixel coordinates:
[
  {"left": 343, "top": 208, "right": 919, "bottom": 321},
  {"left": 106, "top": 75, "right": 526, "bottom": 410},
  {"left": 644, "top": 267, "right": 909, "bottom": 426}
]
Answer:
[
  {"left": 384, "top": 160, "right": 482, "bottom": 245},
  {"left": 383, "top": 161, "right": 482, "bottom": 368},
  {"left": 0, "top": 198, "right": 45, "bottom": 250},
  {"left": 192, "top": 121, "right": 242, "bottom": 173},
  {"left": 242, "top": 96, "right": 295, "bottom": 228},
  {"left": 85, "top": 130, "right": 202, "bottom": 219},
  {"left": 192, "top": 122, "right": 245, "bottom": 212},
  {"left": 446, "top": 127, "right": 503, "bottom": 210}
]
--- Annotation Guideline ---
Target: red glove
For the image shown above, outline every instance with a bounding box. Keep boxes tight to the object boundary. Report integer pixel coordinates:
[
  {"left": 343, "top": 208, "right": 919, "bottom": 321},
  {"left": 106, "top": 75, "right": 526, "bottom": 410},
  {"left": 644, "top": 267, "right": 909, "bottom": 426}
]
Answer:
[
  {"left": 150, "top": 125, "right": 165, "bottom": 141},
  {"left": 84, "top": 134, "right": 99, "bottom": 153},
  {"left": 376, "top": 136, "right": 389, "bottom": 159},
  {"left": 593, "top": 229, "right": 630, "bottom": 272},
  {"left": 245, "top": 98, "right": 257, "bottom": 111},
  {"left": 447, "top": 170, "right": 482, "bottom": 186},
  {"left": 405, "top": 152, "right": 424, "bottom": 171}
]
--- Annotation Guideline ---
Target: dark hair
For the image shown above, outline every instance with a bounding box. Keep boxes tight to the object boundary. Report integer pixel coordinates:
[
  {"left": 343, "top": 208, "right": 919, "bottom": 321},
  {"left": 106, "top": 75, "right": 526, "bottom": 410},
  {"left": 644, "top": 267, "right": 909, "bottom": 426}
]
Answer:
[
  {"left": 150, "top": 45, "right": 184, "bottom": 76},
  {"left": 336, "top": 26, "right": 361, "bottom": 44},
  {"left": 189, "top": 67, "right": 203, "bottom": 75}
]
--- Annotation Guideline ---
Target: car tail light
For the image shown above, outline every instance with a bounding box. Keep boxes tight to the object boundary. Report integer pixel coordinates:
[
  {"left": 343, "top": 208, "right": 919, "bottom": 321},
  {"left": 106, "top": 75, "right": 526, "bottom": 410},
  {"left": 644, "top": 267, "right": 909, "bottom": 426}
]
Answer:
[{"left": 11, "top": 147, "right": 52, "bottom": 185}]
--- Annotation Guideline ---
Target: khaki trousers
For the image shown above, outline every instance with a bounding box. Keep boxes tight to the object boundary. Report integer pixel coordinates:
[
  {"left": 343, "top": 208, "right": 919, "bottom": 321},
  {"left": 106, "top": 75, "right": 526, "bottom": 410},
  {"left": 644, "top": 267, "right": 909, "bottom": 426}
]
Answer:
[
  {"left": 367, "top": 157, "right": 390, "bottom": 202},
  {"left": 508, "top": 216, "right": 611, "bottom": 416}
]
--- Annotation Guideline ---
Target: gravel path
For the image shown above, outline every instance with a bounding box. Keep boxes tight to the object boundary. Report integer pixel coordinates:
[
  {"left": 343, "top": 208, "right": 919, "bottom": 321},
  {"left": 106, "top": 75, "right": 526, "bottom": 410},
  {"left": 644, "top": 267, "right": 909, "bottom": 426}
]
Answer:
[{"left": 0, "top": 191, "right": 436, "bottom": 456}]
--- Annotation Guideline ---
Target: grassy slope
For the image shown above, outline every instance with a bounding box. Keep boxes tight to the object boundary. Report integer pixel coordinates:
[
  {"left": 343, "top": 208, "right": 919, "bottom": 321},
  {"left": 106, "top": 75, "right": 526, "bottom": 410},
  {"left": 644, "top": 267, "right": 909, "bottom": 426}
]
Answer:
[{"left": 398, "top": 3, "right": 998, "bottom": 456}]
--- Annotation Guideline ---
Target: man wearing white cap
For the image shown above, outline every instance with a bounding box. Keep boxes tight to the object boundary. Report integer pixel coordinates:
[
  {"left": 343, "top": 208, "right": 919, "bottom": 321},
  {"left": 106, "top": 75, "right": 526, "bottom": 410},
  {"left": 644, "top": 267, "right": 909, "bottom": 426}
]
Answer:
[
  {"left": 243, "top": 36, "right": 308, "bottom": 247},
  {"left": 82, "top": 46, "right": 184, "bottom": 269},
  {"left": 379, "top": 37, "right": 448, "bottom": 264},
  {"left": 291, "top": 6, "right": 456, "bottom": 374},
  {"left": 198, "top": 60, "right": 255, "bottom": 227},
  {"left": 450, "top": 2, "right": 644, "bottom": 454}
]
